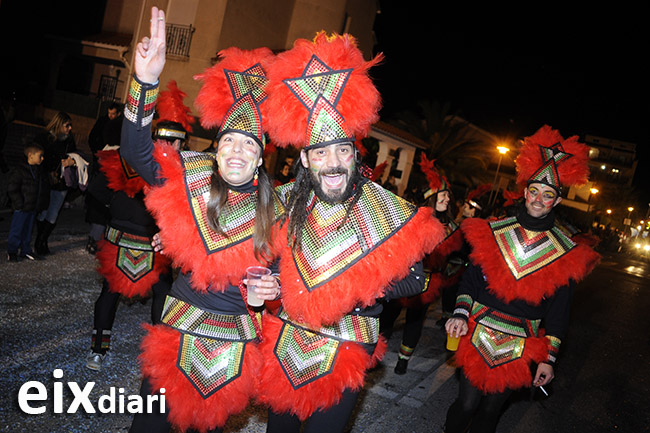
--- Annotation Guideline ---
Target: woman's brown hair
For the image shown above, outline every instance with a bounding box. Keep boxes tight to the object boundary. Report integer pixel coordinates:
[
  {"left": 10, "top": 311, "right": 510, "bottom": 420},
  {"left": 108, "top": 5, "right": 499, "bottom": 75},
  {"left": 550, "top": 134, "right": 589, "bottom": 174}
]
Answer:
[{"left": 205, "top": 160, "right": 276, "bottom": 263}]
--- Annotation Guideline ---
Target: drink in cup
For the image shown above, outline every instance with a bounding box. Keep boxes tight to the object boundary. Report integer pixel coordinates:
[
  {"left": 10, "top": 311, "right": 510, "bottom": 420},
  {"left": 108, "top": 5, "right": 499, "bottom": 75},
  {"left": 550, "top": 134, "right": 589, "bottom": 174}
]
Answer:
[
  {"left": 246, "top": 266, "right": 271, "bottom": 307},
  {"left": 446, "top": 332, "right": 461, "bottom": 351}
]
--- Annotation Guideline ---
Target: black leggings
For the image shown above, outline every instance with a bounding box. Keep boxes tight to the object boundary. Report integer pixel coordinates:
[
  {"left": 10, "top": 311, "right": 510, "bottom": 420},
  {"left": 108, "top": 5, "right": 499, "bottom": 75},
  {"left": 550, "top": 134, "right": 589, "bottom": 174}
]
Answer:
[
  {"left": 445, "top": 371, "right": 513, "bottom": 433},
  {"left": 266, "top": 388, "right": 360, "bottom": 433},
  {"left": 129, "top": 376, "right": 224, "bottom": 433},
  {"left": 379, "top": 301, "right": 430, "bottom": 349},
  {"left": 91, "top": 272, "right": 171, "bottom": 353}
]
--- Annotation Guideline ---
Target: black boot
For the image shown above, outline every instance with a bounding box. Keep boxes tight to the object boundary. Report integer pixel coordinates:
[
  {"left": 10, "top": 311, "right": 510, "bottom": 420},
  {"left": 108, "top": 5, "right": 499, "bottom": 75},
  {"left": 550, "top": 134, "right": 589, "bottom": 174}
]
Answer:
[
  {"left": 36, "top": 221, "right": 54, "bottom": 255},
  {"left": 394, "top": 358, "right": 409, "bottom": 375}
]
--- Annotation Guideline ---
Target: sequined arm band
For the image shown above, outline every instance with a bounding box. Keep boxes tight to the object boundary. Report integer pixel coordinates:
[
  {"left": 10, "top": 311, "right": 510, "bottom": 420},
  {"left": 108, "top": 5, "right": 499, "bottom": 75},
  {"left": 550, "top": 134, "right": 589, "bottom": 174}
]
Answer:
[
  {"left": 452, "top": 294, "right": 473, "bottom": 319},
  {"left": 546, "top": 335, "right": 561, "bottom": 364},
  {"left": 124, "top": 75, "right": 159, "bottom": 129}
]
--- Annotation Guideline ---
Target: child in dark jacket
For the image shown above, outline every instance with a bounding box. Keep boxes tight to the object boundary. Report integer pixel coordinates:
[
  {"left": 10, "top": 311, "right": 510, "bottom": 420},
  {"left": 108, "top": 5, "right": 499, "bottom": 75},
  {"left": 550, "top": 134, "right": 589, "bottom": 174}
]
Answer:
[{"left": 7, "top": 143, "right": 47, "bottom": 261}]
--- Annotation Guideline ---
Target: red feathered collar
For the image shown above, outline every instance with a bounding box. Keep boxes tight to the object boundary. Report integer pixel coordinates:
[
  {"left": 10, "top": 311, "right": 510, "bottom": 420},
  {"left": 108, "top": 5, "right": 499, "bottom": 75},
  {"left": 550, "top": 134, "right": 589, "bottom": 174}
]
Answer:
[
  {"left": 144, "top": 144, "right": 283, "bottom": 293},
  {"left": 97, "top": 149, "right": 148, "bottom": 197},
  {"left": 461, "top": 217, "right": 600, "bottom": 305},
  {"left": 279, "top": 186, "right": 445, "bottom": 328}
]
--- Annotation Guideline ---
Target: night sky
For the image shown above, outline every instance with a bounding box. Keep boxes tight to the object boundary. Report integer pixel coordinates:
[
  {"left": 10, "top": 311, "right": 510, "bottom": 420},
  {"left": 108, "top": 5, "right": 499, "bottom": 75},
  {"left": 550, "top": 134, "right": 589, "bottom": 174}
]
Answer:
[
  {"left": 1, "top": 2, "right": 647, "bottom": 199},
  {"left": 371, "top": 3, "right": 648, "bottom": 201}
]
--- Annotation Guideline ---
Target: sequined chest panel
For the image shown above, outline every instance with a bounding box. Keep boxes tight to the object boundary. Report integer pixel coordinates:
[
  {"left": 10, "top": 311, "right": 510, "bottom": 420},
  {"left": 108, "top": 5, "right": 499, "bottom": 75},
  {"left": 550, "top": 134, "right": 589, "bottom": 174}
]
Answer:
[
  {"left": 181, "top": 151, "right": 283, "bottom": 254},
  {"left": 489, "top": 217, "right": 576, "bottom": 280},
  {"left": 293, "top": 181, "right": 416, "bottom": 291}
]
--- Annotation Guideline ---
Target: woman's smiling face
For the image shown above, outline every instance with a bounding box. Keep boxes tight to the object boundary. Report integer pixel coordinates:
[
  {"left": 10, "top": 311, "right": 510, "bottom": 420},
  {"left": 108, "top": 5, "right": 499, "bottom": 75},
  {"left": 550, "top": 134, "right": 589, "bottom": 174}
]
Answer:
[{"left": 216, "top": 132, "right": 262, "bottom": 186}]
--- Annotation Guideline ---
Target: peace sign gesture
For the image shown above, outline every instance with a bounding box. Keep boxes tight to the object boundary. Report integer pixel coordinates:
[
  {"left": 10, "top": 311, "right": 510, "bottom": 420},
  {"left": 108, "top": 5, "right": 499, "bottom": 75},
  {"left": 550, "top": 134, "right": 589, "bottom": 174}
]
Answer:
[{"left": 134, "top": 6, "right": 167, "bottom": 84}]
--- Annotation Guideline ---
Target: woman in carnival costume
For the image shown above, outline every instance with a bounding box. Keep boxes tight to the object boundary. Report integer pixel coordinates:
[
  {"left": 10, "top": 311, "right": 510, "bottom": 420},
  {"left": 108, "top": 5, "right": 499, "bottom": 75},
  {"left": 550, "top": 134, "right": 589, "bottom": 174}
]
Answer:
[
  {"left": 121, "top": 7, "right": 283, "bottom": 433},
  {"left": 380, "top": 154, "right": 466, "bottom": 374}
]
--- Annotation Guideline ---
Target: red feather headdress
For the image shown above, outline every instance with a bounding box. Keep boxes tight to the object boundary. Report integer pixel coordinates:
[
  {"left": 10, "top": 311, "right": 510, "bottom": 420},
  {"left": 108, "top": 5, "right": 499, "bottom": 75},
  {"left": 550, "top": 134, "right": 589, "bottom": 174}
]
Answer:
[
  {"left": 265, "top": 31, "right": 383, "bottom": 149},
  {"left": 154, "top": 80, "right": 195, "bottom": 141},
  {"left": 194, "top": 47, "right": 275, "bottom": 149},
  {"left": 420, "top": 154, "right": 448, "bottom": 199},
  {"left": 514, "top": 125, "right": 590, "bottom": 190}
]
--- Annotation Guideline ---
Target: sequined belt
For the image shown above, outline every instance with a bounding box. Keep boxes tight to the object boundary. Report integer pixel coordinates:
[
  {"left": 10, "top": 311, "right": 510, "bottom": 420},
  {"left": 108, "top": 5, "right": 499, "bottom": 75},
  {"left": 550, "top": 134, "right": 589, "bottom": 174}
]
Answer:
[
  {"left": 162, "top": 296, "right": 260, "bottom": 342},
  {"left": 277, "top": 308, "right": 379, "bottom": 344},
  {"left": 161, "top": 296, "right": 259, "bottom": 398},
  {"left": 274, "top": 309, "right": 379, "bottom": 389},
  {"left": 469, "top": 302, "right": 541, "bottom": 368},
  {"left": 105, "top": 226, "right": 153, "bottom": 251}
]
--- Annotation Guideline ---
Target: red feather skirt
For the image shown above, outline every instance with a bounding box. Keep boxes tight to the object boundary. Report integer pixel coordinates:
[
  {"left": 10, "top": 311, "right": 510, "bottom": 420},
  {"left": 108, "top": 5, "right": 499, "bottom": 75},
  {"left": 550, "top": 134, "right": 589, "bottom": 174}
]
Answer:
[{"left": 138, "top": 324, "right": 262, "bottom": 432}]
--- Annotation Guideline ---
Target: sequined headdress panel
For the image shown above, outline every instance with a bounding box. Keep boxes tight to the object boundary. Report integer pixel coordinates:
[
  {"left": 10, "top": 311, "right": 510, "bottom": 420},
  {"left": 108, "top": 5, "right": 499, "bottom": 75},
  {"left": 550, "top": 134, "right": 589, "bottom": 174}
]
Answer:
[
  {"left": 194, "top": 47, "right": 275, "bottom": 150},
  {"left": 515, "top": 125, "right": 590, "bottom": 191},
  {"left": 265, "top": 32, "right": 383, "bottom": 149}
]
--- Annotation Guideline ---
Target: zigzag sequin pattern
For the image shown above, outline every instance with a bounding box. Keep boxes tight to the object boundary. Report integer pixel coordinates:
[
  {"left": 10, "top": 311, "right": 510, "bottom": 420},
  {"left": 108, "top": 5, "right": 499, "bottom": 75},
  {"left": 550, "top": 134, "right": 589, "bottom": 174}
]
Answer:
[
  {"left": 181, "top": 152, "right": 257, "bottom": 252},
  {"left": 295, "top": 182, "right": 416, "bottom": 290},
  {"left": 490, "top": 217, "right": 576, "bottom": 280}
]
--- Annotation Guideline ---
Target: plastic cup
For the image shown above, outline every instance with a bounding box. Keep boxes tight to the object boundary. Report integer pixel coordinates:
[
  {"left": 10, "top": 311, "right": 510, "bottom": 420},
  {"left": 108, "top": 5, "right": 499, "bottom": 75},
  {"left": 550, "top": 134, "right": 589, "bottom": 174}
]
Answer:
[
  {"left": 246, "top": 266, "right": 271, "bottom": 307},
  {"left": 446, "top": 333, "right": 461, "bottom": 351}
]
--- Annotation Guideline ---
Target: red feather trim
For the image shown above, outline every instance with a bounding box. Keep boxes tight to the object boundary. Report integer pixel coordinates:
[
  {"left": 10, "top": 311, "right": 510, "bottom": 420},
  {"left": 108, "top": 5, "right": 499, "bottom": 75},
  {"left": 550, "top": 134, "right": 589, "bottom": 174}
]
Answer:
[
  {"left": 95, "top": 240, "right": 171, "bottom": 298},
  {"left": 461, "top": 217, "right": 600, "bottom": 304},
  {"left": 97, "top": 150, "right": 148, "bottom": 198},
  {"left": 265, "top": 32, "right": 383, "bottom": 148},
  {"left": 455, "top": 319, "right": 548, "bottom": 393},
  {"left": 425, "top": 227, "right": 464, "bottom": 270},
  {"left": 256, "top": 315, "right": 384, "bottom": 420},
  {"left": 139, "top": 325, "right": 261, "bottom": 432},
  {"left": 467, "top": 184, "right": 492, "bottom": 202},
  {"left": 502, "top": 189, "right": 523, "bottom": 207},
  {"left": 143, "top": 144, "right": 276, "bottom": 292},
  {"left": 515, "top": 125, "right": 590, "bottom": 188},
  {"left": 279, "top": 207, "right": 444, "bottom": 328},
  {"left": 371, "top": 161, "right": 388, "bottom": 182},
  {"left": 193, "top": 47, "right": 275, "bottom": 131},
  {"left": 419, "top": 154, "right": 444, "bottom": 192},
  {"left": 156, "top": 80, "right": 195, "bottom": 133}
]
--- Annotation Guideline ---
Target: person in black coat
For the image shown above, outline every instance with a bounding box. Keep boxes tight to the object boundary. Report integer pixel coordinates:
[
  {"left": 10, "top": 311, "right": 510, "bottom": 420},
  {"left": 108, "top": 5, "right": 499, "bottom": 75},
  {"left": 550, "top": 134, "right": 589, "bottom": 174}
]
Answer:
[
  {"left": 7, "top": 143, "right": 48, "bottom": 261},
  {"left": 34, "top": 111, "right": 77, "bottom": 255}
]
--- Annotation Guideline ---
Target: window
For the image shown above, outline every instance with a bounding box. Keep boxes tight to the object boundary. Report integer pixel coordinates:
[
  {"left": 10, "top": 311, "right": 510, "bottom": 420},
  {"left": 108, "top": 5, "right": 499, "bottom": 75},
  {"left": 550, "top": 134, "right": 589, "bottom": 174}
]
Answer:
[{"left": 166, "top": 24, "right": 194, "bottom": 59}]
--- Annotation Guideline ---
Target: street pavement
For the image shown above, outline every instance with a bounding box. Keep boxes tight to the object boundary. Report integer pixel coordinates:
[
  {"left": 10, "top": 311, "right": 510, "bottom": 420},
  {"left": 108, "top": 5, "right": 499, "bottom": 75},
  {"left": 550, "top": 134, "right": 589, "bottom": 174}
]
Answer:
[{"left": 1, "top": 202, "right": 649, "bottom": 433}]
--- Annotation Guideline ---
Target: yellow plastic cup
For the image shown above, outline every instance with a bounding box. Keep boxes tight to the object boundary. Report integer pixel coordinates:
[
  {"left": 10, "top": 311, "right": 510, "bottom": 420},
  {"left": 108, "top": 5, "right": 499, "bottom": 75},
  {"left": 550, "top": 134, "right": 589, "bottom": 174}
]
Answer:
[{"left": 446, "top": 333, "right": 461, "bottom": 351}]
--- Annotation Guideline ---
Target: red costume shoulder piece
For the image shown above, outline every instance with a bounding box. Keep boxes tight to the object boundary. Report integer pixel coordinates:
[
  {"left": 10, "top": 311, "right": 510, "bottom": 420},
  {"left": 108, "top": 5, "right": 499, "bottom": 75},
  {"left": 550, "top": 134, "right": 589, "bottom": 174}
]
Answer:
[
  {"left": 143, "top": 144, "right": 283, "bottom": 292},
  {"left": 461, "top": 217, "right": 600, "bottom": 305},
  {"left": 97, "top": 149, "right": 148, "bottom": 197},
  {"left": 425, "top": 222, "right": 463, "bottom": 270},
  {"left": 280, "top": 183, "right": 445, "bottom": 328}
]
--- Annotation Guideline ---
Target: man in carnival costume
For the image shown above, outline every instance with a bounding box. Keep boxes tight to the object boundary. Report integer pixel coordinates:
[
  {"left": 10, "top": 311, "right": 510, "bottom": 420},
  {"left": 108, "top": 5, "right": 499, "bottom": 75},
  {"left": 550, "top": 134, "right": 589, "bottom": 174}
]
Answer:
[
  {"left": 380, "top": 154, "right": 466, "bottom": 374},
  {"left": 121, "top": 8, "right": 283, "bottom": 433},
  {"left": 85, "top": 80, "right": 190, "bottom": 371},
  {"left": 444, "top": 125, "right": 600, "bottom": 433},
  {"left": 255, "top": 32, "right": 446, "bottom": 433}
]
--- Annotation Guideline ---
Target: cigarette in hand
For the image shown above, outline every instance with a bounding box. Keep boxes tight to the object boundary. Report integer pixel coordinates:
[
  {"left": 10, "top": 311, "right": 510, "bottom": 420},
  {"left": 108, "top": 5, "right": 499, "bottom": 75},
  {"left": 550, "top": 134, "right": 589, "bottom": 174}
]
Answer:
[{"left": 539, "top": 386, "right": 548, "bottom": 397}]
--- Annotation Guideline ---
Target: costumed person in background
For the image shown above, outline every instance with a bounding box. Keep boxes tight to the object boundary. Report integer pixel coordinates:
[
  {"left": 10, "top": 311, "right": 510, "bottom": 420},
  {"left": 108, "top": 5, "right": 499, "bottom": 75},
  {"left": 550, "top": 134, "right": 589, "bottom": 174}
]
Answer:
[
  {"left": 85, "top": 102, "right": 124, "bottom": 254},
  {"left": 85, "top": 80, "right": 191, "bottom": 371},
  {"left": 456, "top": 183, "right": 491, "bottom": 223},
  {"left": 444, "top": 125, "right": 601, "bottom": 433},
  {"left": 379, "top": 154, "right": 464, "bottom": 374},
  {"left": 255, "top": 32, "right": 445, "bottom": 433},
  {"left": 121, "top": 8, "right": 283, "bottom": 433},
  {"left": 436, "top": 183, "right": 491, "bottom": 326},
  {"left": 34, "top": 111, "right": 76, "bottom": 256}
]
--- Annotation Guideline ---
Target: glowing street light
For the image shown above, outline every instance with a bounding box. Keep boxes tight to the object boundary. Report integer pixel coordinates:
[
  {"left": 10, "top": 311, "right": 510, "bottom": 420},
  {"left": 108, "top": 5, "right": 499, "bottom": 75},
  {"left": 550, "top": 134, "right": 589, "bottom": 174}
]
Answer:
[
  {"left": 606, "top": 209, "right": 612, "bottom": 215},
  {"left": 489, "top": 145, "right": 510, "bottom": 207}
]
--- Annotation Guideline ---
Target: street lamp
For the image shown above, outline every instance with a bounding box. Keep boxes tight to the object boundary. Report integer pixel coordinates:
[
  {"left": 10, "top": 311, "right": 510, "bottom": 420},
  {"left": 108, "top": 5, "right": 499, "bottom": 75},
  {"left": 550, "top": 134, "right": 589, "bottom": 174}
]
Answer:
[
  {"left": 586, "top": 188, "right": 599, "bottom": 227},
  {"left": 489, "top": 145, "right": 510, "bottom": 207}
]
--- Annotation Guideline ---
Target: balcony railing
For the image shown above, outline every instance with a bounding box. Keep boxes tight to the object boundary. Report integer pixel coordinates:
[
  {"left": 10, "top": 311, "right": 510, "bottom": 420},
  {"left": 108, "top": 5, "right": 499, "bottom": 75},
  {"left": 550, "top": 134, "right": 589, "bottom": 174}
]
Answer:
[{"left": 166, "top": 24, "right": 194, "bottom": 59}]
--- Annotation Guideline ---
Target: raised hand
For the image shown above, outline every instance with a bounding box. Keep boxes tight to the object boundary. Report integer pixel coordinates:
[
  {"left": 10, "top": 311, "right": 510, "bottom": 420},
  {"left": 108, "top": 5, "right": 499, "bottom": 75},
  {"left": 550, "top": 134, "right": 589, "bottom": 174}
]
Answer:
[{"left": 134, "top": 6, "right": 167, "bottom": 84}]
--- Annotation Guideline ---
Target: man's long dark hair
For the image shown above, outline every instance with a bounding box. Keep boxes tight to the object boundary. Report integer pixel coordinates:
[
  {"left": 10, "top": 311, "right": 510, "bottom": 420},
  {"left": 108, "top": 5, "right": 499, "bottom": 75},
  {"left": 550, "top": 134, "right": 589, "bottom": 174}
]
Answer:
[
  {"left": 286, "top": 156, "right": 365, "bottom": 252},
  {"left": 205, "top": 160, "right": 276, "bottom": 263}
]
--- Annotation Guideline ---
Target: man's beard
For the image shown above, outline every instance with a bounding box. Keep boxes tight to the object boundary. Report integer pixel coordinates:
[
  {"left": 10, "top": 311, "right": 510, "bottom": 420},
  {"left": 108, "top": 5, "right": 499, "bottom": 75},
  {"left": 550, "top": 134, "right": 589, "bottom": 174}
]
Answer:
[{"left": 309, "top": 166, "right": 359, "bottom": 204}]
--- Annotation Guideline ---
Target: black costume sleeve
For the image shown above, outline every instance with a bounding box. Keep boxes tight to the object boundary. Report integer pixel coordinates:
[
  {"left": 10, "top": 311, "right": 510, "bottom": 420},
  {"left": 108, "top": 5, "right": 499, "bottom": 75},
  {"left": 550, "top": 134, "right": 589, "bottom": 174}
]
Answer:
[
  {"left": 383, "top": 260, "right": 426, "bottom": 301},
  {"left": 119, "top": 76, "right": 162, "bottom": 186}
]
